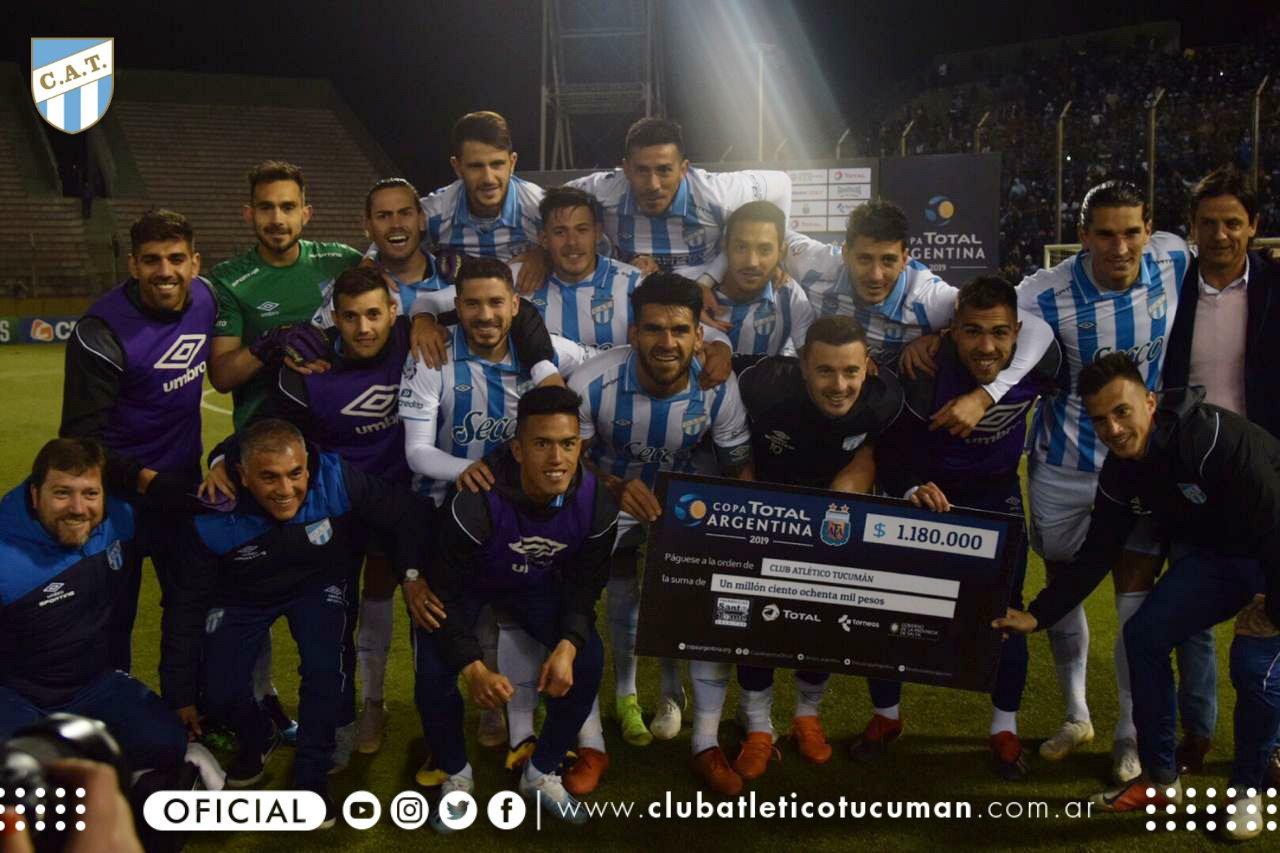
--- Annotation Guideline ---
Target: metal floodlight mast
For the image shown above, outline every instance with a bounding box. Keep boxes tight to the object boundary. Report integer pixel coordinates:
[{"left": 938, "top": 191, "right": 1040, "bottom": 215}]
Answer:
[{"left": 540, "top": 0, "right": 665, "bottom": 170}]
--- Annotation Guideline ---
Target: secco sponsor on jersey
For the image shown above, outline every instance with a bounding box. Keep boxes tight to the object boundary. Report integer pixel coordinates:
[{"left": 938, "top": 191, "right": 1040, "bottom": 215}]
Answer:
[
  {"left": 1093, "top": 335, "right": 1165, "bottom": 365},
  {"left": 452, "top": 411, "right": 517, "bottom": 446}
]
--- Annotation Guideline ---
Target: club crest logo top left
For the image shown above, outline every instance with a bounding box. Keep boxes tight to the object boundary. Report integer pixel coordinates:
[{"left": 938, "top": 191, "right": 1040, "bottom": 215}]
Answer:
[{"left": 31, "top": 38, "right": 114, "bottom": 133}]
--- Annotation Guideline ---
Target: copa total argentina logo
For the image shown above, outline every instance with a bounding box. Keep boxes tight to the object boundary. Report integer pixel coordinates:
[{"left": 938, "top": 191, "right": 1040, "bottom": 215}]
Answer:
[
  {"left": 675, "top": 493, "right": 814, "bottom": 537},
  {"left": 31, "top": 38, "right": 114, "bottom": 134},
  {"left": 925, "top": 195, "right": 955, "bottom": 227},
  {"left": 674, "top": 493, "right": 709, "bottom": 527}
]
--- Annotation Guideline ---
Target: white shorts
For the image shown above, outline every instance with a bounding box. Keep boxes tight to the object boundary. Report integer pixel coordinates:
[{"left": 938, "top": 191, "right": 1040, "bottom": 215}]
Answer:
[{"left": 1027, "top": 457, "right": 1163, "bottom": 562}]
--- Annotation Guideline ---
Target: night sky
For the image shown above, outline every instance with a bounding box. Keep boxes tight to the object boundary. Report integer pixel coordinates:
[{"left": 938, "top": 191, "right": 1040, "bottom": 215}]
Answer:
[{"left": 8, "top": 0, "right": 1272, "bottom": 191}]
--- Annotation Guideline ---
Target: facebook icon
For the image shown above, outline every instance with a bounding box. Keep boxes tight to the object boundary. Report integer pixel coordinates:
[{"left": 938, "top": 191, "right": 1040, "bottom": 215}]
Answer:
[{"left": 487, "top": 791, "right": 527, "bottom": 830}]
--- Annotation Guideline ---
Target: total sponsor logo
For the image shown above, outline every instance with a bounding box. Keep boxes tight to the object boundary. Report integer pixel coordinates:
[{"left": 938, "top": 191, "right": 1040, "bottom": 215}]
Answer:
[
  {"left": 925, "top": 195, "right": 955, "bottom": 227},
  {"left": 761, "top": 602, "right": 820, "bottom": 624},
  {"left": 907, "top": 230, "right": 987, "bottom": 271},
  {"left": 674, "top": 493, "right": 814, "bottom": 538}
]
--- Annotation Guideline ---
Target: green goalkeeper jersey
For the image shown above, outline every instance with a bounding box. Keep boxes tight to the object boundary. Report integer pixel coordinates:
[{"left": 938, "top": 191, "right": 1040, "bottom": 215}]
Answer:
[{"left": 210, "top": 240, "right": 362, "bottom": 429}]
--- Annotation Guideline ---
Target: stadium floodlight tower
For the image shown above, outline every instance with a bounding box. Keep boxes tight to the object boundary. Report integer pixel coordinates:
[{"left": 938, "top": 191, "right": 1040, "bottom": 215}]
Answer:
[{"left": 539, "top": 0, "right": 665, "bottom": 169}]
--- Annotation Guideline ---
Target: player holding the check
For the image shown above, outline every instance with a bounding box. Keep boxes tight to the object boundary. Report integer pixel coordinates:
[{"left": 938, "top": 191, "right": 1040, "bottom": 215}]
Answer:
[{"left": 873, "top": 276, "right": 1060, "bottom": 779}]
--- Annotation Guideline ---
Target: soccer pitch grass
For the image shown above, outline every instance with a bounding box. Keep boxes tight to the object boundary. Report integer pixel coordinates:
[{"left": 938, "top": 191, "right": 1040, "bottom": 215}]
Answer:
[{"left": 0, "top": 343, "right": 1252, "bottom": 851}]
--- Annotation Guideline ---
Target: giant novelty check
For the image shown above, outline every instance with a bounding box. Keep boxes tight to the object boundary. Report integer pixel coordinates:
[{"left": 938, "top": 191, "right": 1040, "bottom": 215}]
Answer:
[{"left": 636, "top": 473, "right": 1024, "bottom": 692}]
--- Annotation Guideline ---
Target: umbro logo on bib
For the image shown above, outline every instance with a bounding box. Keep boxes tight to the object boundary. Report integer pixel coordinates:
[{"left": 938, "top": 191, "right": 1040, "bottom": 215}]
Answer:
[
  {"left": 340, "top": 385, "right": 399, "bottom": 418},
  {"left": 508, "top": 537, "right": 568, "bottom": 560},
  {"left": 154, "top": 334, "right": 206, "bottom": 370}
]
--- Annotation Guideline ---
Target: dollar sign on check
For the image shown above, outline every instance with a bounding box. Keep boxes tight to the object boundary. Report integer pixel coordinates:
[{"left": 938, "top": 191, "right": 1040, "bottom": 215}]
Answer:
[{"left": 873, "top": 522, "right": 886, "bottom": 538}]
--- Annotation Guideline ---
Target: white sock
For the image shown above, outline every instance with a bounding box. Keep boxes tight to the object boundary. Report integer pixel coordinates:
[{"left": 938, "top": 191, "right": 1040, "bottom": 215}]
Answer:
[
  {"left": 990, "top": 707, "right": 1018, "bottom": 736},
  {"left": 252, "top": 633, "right": 274, "bottom": 703},
  {"left": 1113, "top": 592, "right": 1147, "bottom": 742},
  {"left": 498, "top": 623, "right": 544, "bottom": 746},
  {"left": 357, "top": 596, "right": 393, "bottom": 704},
  {"left": 184, "top": 742, "right": 226, "bottom": 791},
  {"left": 793, "top": 677, "right": 827, "bottom": 719},
  {"left": 577, "top": 696, "right": 607, "bottom": 753},
  {"left": 607, "top": 576, "right": 640, "bottom": 697},
  {"left": 739, "top": 687, "right": 774, "bottom": 736},
  {"left": 874, "top": 704, "right": 900, "bottom": 721},
  {"left": 660, "top": 658, "right": 686, "bottom": 705},
  {"left": 455, "top": 762, "right": 474, "bottom": 782},
  {"left": 1046, "top": 604, "right": 1091, "bottom": 723},
  {"left": 690, "top": 660, "right": 730, "bottom": 754}
]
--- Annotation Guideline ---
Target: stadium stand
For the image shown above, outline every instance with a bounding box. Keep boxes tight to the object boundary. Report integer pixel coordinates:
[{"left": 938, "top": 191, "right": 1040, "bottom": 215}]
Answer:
[
  {"left": 0, "top": 66, "right": 397, "bottom": 298},
  {"left": 0, "top": 64, "right": 98, "bottom": 297},
  {"left": 873, "top": 24, "right": 1280, "bottom": 280}
]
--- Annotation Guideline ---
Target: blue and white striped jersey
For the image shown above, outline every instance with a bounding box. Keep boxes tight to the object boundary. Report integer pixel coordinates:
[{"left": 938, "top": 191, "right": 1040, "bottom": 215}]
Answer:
[
  {"left": 568, "top": 167, "right": 791, "bottom": 271},
  {"left": 312, "top": 249, "right": 449, "bottom": 328},
  {"left": 1017, "top": 231, "right": 1189, "bottom": 472},
  {"left": 419, "top": 175, "right": 544, "bottom": 261},
  {"left": 399, "top": 327, "right": 594, "bottom": 504},
  {"left": 524, "top": 255, "right": 643, "bottom": 348},
  {"left": 516, "top": 255, "right": 734, "bottom": 355},
  {"left": 783, "top": 233, "right": 957, "bottom": 364},
  {"left": 569, "top": 346, "right": 752, "bottom": 489},
  {"left": 707, "top": 280, "right": 816, "bottom": 356}
]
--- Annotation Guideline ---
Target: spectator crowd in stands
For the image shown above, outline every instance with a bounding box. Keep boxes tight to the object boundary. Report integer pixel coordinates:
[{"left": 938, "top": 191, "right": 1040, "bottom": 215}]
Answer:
[{"left": 875, "top": 26, "right": 1280, "bottom": 281}]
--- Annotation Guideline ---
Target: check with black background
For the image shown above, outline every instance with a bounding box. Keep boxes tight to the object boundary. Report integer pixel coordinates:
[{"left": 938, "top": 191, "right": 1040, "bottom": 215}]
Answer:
[{"left": 636, "top": 473, "right": 1023, "bottom": 692}]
